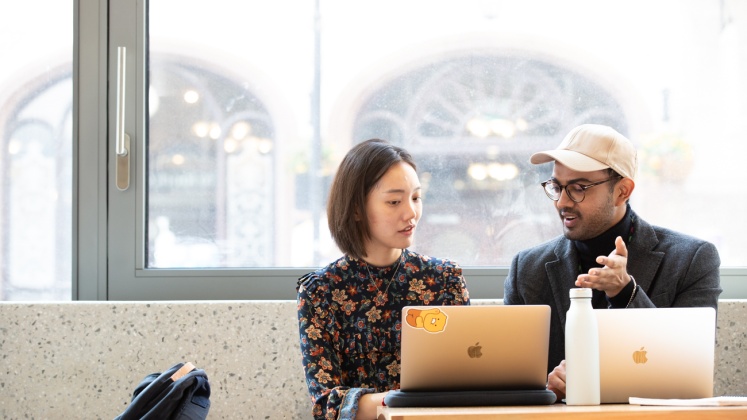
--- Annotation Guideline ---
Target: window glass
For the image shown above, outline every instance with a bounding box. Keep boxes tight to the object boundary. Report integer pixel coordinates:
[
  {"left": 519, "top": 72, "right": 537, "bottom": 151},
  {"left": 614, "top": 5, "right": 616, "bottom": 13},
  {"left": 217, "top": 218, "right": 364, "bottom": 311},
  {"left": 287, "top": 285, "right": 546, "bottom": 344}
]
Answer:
[
  {"left": 0, "top": 2, "right": 72, "bottom": 300},
  {"left": 148, "top": 0, "right": 747, "bottom": 268}
]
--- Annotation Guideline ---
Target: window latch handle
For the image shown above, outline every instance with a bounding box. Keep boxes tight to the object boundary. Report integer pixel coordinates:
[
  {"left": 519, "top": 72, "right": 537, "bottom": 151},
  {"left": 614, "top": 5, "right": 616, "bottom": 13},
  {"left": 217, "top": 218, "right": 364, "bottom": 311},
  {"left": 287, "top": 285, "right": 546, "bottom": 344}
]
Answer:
[{"left": 115, "top": 46, "right": 130, "bottom": 191}]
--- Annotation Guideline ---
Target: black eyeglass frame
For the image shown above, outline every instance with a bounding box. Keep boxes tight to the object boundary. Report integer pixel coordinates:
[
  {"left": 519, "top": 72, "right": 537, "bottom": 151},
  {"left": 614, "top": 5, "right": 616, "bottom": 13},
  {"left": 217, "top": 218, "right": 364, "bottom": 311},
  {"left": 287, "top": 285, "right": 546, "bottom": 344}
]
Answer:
[{"left": 540, "top": 176, "right": 622, "bottom": 203}]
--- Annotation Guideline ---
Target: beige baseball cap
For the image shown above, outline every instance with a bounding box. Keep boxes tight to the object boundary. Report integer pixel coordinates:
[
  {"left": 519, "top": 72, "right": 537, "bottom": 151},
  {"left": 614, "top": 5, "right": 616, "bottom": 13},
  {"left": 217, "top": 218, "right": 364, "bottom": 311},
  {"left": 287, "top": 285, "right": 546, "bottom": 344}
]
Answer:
[{"left": 530, "top": 124, "right": 637, "bottom": 180}]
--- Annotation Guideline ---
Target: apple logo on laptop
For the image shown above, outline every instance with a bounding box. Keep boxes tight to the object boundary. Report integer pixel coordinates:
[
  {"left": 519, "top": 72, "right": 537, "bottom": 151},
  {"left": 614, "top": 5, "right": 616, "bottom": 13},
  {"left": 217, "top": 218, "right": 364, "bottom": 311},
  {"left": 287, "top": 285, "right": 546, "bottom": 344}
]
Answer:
[
  {"left": 632, "top": 347, "right": 648, "bottom": 364},
  {"left": 467, "top": 342, "right": 482, "bottom": 358}
]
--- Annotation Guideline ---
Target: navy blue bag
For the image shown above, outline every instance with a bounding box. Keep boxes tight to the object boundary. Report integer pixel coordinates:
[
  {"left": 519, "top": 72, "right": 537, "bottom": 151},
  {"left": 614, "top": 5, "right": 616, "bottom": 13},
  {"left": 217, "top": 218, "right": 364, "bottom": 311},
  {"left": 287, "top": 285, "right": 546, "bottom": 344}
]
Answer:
[{"left": 115, "top": 362, "right": 211, "bottom": 420}]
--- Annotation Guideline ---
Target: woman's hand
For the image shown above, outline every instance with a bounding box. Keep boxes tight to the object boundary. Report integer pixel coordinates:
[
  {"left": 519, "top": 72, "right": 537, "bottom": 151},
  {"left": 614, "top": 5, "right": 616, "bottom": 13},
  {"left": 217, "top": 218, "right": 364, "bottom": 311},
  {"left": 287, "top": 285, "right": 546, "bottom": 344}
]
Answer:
[{"left": 355, "top": 391, "right": 388, "bottom": 420}]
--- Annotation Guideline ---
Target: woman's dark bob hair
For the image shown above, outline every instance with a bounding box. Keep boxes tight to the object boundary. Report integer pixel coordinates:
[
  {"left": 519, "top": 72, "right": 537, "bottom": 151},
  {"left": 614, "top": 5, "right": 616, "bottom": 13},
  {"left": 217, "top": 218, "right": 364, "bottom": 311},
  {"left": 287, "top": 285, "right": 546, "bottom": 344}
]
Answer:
[{"left": 327, "top": 138, "right": 416, "bottom": 259}]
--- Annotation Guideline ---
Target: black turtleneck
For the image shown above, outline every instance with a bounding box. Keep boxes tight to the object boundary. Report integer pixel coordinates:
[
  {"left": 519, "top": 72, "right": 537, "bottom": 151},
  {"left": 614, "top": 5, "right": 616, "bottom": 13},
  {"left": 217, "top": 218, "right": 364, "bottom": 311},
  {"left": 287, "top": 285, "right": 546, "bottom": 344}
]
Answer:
[{"left": 572, "top": 204, "right": 636, "bottom": 309}]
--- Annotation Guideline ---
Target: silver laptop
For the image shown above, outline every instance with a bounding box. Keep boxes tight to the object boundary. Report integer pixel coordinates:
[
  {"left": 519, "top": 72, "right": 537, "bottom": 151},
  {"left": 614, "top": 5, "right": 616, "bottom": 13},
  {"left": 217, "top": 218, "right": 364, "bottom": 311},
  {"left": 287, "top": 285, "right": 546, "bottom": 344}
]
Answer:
[
  {"left": 595, "top": 307, "right": 716, "bottom": 403},
  {"left": 399, "top": 305, "right": 551, "bottom": 392}
]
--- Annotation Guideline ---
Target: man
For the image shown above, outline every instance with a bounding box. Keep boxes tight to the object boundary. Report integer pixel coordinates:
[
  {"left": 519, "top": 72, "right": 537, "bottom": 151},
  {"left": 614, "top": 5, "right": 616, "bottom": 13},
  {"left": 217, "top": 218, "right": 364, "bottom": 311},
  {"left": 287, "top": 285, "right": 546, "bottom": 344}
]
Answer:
[{"left": 503, "top": 124, "right": 722, "bottom": 402}]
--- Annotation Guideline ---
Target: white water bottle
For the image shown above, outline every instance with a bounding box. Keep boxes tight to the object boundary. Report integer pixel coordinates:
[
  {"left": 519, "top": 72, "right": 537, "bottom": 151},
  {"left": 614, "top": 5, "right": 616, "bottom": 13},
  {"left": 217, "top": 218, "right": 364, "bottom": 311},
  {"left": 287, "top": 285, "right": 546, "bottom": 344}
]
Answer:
[{"left": 565, "top": 288, "right": 600, "bottom": 405}]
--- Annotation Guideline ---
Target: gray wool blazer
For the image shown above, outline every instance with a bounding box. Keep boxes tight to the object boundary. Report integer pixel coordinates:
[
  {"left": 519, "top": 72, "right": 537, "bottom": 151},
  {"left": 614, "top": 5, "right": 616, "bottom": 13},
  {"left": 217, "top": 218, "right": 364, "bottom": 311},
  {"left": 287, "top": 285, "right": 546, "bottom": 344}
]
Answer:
[{"left": 503, "top": 209, "right": 722, "bottom": 374}]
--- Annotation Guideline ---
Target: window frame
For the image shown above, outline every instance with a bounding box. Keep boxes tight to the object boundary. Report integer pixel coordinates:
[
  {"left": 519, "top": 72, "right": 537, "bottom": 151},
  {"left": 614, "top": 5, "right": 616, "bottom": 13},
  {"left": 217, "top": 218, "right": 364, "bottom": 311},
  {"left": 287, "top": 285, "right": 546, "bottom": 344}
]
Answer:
[{"left": 72, "top": 0, "right": 747, "bottom": 301}]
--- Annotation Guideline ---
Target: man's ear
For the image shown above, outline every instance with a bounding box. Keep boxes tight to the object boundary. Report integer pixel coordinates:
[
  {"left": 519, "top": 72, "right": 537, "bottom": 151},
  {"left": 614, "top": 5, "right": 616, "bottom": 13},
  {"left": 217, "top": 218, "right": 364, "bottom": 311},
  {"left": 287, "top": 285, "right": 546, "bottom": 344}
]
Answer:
[{"left": 615, "top": 178, "right": 635, "bottom": 205}]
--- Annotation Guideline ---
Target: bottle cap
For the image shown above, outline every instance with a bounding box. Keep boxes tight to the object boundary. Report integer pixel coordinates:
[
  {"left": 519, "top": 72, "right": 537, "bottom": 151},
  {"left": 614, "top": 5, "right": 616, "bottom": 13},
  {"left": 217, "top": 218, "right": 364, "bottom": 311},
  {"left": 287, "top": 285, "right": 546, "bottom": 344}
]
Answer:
[{"left": 569, "top": 287, "right": 592, "bottom": 298}]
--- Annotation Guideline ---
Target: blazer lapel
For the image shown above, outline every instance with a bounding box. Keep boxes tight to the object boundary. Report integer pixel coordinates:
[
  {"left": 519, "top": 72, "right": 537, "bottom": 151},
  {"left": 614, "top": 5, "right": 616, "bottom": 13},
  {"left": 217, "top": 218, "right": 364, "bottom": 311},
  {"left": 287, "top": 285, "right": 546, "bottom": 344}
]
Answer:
[
  {"left": 546, "top": 239, "right": 579, "bottom": 328},
  {"left": 626, "top": 214, "right": 664, "bottom": 294}
]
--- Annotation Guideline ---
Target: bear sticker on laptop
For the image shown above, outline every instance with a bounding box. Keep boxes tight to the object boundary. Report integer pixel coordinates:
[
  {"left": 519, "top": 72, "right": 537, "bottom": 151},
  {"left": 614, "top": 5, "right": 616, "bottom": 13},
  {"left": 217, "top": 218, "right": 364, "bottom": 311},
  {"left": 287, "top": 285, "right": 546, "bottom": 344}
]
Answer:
[{"left": 405, "top": 308, "right": 448, "bottom": 333}]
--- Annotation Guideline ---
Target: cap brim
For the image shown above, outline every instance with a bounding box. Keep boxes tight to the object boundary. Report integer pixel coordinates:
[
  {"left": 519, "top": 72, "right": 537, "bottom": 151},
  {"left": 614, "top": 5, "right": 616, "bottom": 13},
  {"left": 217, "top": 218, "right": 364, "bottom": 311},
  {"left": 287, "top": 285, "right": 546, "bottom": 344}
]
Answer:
[{"left": 530, "top": 150, "right": 610, "bottom": 172}]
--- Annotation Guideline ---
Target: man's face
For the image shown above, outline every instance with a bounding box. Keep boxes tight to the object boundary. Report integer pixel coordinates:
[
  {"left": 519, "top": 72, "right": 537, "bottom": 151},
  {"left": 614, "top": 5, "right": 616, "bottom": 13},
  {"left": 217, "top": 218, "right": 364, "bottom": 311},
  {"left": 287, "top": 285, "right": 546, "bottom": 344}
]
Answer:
[{"left": 550, "top": 163, "right": 621, "bottom": 241}]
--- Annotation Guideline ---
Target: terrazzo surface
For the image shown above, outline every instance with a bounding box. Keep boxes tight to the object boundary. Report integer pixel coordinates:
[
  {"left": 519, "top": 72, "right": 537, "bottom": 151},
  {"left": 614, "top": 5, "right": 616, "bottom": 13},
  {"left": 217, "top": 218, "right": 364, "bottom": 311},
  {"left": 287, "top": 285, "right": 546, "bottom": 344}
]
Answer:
[
  {"left": 0, "top": 299, "right": 745, "bottom": 419},
  {"left": 0, "top": 301, "right": 309, "bottom": 419}
]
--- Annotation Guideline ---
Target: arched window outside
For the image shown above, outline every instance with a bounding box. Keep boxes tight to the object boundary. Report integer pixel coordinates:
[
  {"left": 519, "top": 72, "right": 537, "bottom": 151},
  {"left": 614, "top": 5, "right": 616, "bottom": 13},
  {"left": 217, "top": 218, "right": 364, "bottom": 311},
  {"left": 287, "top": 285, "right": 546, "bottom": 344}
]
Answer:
[
  {"left": 3, "top": 1, "right": 747, "bottom": 301},
  {"left": 1, "top": 72, "right": 72, "bottom": 300},
  {"left": 147, "top": 58, "right": 276, "bottom": 268},
  {"left": 353, "top": 55, "right": 627, "bottom": 264}
]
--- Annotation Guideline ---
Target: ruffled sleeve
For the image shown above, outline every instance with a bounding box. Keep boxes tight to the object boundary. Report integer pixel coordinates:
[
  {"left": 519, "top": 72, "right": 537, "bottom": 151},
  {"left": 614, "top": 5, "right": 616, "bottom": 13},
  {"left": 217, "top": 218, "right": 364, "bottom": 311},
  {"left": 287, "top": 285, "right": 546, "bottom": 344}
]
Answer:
[
  {"left": 407, "top": 251, "right": 470, "bottom": 306},
  {"left": 442, "top": 259, "right": 470, "bottom": 305}
]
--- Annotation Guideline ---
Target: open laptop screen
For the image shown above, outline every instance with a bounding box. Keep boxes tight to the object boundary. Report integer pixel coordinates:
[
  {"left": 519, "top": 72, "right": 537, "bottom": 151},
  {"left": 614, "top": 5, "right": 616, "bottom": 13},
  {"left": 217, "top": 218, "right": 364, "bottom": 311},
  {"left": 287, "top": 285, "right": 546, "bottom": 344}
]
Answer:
[
  {"left": 400, "top": 305, "right": 551, "bottom": 392},
  {"left": 596, "top": 307, "right": 716, "bottom": 403}
]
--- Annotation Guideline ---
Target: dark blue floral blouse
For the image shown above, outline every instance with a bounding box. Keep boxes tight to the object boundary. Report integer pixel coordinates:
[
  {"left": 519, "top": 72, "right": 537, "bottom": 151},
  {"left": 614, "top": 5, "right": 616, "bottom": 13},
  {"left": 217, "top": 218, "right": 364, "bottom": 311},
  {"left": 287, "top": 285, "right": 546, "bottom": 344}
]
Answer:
[{"left": 296, "top": 249, "right": 470, "bottom": 420}]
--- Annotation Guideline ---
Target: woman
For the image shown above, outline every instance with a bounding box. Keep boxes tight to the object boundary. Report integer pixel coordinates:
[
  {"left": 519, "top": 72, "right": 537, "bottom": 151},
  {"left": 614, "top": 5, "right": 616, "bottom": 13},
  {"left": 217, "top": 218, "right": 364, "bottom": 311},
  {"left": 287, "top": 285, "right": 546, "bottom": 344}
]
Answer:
[{"left": 297, "top": 139, "right": 470, "bottom": 420}]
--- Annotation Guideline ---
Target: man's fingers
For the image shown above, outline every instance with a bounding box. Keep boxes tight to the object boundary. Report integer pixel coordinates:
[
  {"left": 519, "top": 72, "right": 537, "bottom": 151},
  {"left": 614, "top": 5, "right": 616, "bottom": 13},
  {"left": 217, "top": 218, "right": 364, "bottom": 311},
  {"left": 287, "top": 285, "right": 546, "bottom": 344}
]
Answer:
[
  {"left": 595, "top": 237, "right": 628, "bottom": 268},
  {"left": 615, "top": 236, "right": 628, "bottom": 258}
]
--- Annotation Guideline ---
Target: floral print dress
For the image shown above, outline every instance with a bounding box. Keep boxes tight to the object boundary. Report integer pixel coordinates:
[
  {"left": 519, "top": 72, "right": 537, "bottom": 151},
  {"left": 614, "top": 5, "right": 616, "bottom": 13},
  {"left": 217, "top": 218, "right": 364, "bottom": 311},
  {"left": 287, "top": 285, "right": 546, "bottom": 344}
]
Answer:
[{"left": 296, "top": 249, "right": 470, "bottom": 420}]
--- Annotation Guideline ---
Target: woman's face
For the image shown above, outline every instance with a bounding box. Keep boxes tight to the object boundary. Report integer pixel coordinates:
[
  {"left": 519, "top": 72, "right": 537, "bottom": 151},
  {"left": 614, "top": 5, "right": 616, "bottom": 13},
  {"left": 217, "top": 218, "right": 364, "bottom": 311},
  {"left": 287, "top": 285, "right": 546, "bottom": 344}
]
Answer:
[{"left": 363, "top": 162, "right": 422, "bottom": 264}]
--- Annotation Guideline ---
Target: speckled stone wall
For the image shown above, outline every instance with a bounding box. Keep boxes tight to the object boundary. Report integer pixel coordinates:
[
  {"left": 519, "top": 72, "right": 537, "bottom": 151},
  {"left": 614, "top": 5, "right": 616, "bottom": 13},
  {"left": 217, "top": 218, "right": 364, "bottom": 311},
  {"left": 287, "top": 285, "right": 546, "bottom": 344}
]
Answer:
[
  {"left": 713, "top": 300, "right": 747, "bottom": 396},
  {"left": 0, "top": 300, "right": 745, "bottom": 419},
  {"left": 0, "top": 301, "right": 309, "bottom": 419}
]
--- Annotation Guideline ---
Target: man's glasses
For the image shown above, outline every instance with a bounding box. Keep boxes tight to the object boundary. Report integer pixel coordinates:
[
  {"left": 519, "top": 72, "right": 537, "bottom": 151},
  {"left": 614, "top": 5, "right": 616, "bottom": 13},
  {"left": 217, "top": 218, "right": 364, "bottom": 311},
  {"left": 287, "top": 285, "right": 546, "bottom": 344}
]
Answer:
[{"left": 541, "top": 176, "right": 622, "bottom": 203}]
